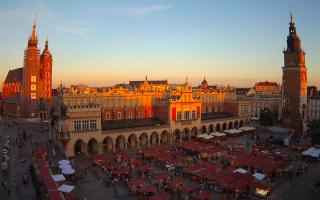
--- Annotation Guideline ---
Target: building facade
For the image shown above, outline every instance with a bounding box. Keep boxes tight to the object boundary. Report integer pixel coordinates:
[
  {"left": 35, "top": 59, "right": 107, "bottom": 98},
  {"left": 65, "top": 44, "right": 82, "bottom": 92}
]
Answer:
[
  {"left": 54, "top": 79, "right": 251, "bottom": 158},
  {"left": 281, "top": 14, "right": 308, "bottom": 137},
  {"left": 2, "top": 21, "right": 53, "bottom": 119}
]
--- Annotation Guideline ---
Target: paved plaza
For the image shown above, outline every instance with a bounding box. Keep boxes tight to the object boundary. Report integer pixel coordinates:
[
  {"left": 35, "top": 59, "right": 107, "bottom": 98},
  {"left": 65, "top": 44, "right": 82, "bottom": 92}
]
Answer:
[{"left": 1, "top": 121, "right": 320, "bottom": 200}]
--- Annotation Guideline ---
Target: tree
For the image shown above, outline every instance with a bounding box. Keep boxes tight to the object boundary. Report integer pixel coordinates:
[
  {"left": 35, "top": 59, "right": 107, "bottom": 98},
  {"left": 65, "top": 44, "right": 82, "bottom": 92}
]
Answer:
[
  {"left": 259, "top": 108, "right": 276, "bottom": 129},
  {"left": 309, "top": 120, "right": 320, "bottom": 145}
]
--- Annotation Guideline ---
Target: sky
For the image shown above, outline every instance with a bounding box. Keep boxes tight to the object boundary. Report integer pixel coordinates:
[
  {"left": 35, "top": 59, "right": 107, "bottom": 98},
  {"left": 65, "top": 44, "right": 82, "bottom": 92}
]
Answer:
[{"left": 0, "top": 0, "right": 319, "bottom": 90}]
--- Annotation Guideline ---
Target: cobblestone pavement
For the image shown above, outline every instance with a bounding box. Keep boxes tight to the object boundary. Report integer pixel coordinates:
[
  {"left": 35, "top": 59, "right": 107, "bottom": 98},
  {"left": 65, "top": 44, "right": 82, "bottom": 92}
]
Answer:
[
  {"left": 1, "top": 121, "right": 320, "bottom": 200},
  {"left": 0, "top": 123, "right": 37, "bottom": 200}
]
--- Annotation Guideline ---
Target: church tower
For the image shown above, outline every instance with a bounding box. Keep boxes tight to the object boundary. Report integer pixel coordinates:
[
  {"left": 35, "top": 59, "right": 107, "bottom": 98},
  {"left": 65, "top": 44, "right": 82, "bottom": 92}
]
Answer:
[
  {"left": 40, "top": 38, "right": 53, "bottom": 100},
  {"left": 20, "top": 20, "right": 41, "bottom": 117},
  {"left": 281, "top": 12, "right": 307, "bottom": 137}
]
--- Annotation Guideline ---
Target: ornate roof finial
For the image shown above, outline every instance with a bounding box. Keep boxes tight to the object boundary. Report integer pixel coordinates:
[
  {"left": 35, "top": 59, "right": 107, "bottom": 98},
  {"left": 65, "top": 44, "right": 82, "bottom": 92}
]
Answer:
[
  {"left": 28, "top": 14, "right": 38, "bottom": 47},
  {"left": 34, "top": 13, "right": 37, "bottom": 26}
]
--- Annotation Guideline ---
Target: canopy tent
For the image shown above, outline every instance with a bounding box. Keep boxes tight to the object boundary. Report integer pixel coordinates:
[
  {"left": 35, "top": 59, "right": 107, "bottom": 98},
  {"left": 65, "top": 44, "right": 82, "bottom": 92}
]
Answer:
[
  {"left": 197, "top": 134, "right": 214, "bottom": 140},
  {"left": 224, "top": 129, "right": 243, "bottom": 135},
  {"left": 239, "top": 126, "right": 256, "bottom": 131},
  {"left": 302, "top": 147, "right": 318, "bottom": 156},
  {"left": 59, "top": 164, "right": 72, "bottom": 170},
  {"left": 209, "top": 132, "right": 226, "bottom": 137},
  {"left": 57, "top": 184, "right": 75, "bottom": 193},
  {"left": 62, "top": 168, "right": 75, "bottom": 175},
  {"left": 233, "top": 168, "right": 247, "bottom": 174},
  {"left": 253, "top": 172, "right": 266, "bottom": 180},
  {"left": 52, "top": 174, "right": 66, "bottom": 182},
  {"left": 58, "top": 160, "right": 71, "bottom": 165},
  {"left": 310, "top": 149, "right": 320, "bottom": 158}
]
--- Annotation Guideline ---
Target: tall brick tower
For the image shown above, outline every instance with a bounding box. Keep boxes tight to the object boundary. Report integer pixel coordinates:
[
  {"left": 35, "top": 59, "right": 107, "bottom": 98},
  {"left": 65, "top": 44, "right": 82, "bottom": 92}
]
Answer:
[
  {"left": 281, "top": 13, "right": 307, "bottom": 137},
  {"left": 20, "top": 21, "right": 41, "bottom": 117},
  {"left": 20, "top": 20, "right": 53, "bottom": 118},
  {"left": 40, "top": 39, "right": 53, "bottom": 100}
]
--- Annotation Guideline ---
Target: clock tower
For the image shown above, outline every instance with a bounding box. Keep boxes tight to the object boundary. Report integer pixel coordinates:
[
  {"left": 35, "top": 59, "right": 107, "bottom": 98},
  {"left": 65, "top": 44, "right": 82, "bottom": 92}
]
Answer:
[{"left": 281, "top": 13, "right": 307, "bottom": 137}]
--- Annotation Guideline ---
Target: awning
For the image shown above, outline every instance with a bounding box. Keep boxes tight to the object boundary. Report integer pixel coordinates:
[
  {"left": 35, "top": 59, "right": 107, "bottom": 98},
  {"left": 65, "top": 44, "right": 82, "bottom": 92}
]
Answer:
[
  {"left": 51, "top": 174, "right": 66, "bottom": 182},
  {"left": 62, "top": 168, "right": 75, "bottom": 175},
  {"left": 233, "top": 168, "right": 247, "bottom": 174},
  {"left": 57, "top": 184, "right": 75, "bottom": 193},
  {"left": 253, "top": 172, "right": 265, "bottom": 180},
  {"left": 58, "top": 160, "right": 71, "bottom": 165}
]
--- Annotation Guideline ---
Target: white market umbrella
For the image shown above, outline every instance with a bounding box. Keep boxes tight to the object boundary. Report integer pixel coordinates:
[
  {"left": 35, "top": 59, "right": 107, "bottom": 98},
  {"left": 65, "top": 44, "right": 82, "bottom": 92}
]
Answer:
[
  {"left": 52, "top": 174, "right": 66, "bottom": 182},
  {"left": 253, "top": 172, "right": 266, "bottom": 180},
  {"left": 62, "top": 168, "right": 75, "bottom": 175},
  {"left": 59, "top": 164, "right": 72, "bottom": 170},
  {"left": 57, "top": 184, "right": 75, "bottom": 193},
  {"left": 58, "top": 160, "right": 71, "bottom": 165},
  {"left": 233, "top": 168, "right": 248, "bottom": 174}
]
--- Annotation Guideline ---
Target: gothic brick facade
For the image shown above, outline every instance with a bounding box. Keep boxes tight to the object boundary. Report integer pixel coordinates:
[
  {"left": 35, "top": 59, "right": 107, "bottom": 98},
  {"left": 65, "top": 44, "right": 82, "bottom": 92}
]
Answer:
[
  {"left": 2, "top": 21, "right": 53, "bottom": 119},
  {"left": 281, "top": 14, "right": 308, "bottom": 137}
]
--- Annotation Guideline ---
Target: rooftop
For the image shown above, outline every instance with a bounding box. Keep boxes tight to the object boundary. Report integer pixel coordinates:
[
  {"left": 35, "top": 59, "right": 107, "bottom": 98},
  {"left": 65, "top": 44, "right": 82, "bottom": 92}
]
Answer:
[
  {"left": 201, "top": 112, "right": 234, "bottom": 121},
  {"left": 4, "top": 68, "right": 23, "bottom": 83},
  {"left": 102, "top": 117, "right": 166, "bottom": 131}
]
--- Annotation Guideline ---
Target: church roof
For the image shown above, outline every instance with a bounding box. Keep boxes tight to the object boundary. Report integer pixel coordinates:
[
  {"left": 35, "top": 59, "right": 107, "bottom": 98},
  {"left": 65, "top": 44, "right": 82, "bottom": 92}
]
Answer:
[
  {"left": 3, "top": 93, "right": 20, "bottom": 104},
  {"left": 4, "top": 68, "right": 23, "bottom": 83}
]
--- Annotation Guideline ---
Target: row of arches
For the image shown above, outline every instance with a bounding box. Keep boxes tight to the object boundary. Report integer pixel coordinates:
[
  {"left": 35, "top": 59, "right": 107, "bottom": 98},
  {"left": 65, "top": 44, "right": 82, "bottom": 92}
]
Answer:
[
  {"left": 74, "top": 130, "right": 170, "bottom": 155},
  {"left": 201, "top": 119, "right": 249, "bottom": 134},
  {"left": 73, "top": 118, "right": 250, "bottom": 156}
]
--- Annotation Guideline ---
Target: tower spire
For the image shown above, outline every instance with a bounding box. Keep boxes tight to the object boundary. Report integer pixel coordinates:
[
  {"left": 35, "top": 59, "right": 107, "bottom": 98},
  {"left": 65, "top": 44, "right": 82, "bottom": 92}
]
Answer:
[
  {"left": 28, "top": 14, "right": 38, "bottom": 47},
  {"left": 290, "top": 10, "right": 293, "bottom": 24}
]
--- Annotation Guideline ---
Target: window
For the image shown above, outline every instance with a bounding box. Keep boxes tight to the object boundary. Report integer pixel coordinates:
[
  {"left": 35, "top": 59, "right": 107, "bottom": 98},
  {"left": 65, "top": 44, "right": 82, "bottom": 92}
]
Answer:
[
  {"left": 74, "top": 121, "right": 81, "bottom": 131},
  {"left": 138, "top": 112, "right": 143, "bottom": 118},
  {"left": 105, "top": 112, "right": 110, "bottom": 120},
  {"left": 177, "top": 112, "right": 182, "bottom": 120},
  {"left": 82, "top": 120, "right": 89, "bottom": 130},
  {"left": 129, "top": 112, "right": 133, "bottom": 119},
  {"left": 192, "top": 110, "right": 196, "bottom": 119},
  {"left": 31, "top": 76, "right": 36, "bottom": 82},
  {"left": 184, "top": 111, "right": 190, "bottom": 120},
  {"left": 31, "top": 93, "right": 36, "bottom": 100},
  {"left": 117, "top": 112, "right": 121, "bottom": 120},
  {"left": 31, "top": 84, "right": 36, "bottom": 91},
  {"left": 90, "top": 120, "right": 97, "bottom": 130}
]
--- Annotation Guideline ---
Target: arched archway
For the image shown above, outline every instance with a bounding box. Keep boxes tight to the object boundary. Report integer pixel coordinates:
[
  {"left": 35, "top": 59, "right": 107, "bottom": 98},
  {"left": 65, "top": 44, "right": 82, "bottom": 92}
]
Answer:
[
  {"left": 161, "top": 130, "right": 169, "bottom": 144},
  {"left": 209, "top": 124, "right": 214, "bottom": 133},
  {"left": 74, "top": 139, "right": 86, "bottom": 156},
  {"left": 191, "top": 127, "right": 198, "bottom": 139},
  {"left": 128, "top": 134, "right": 137, "bottom": 149},
  {"left": 182, "top": 128, "right": 190, "bottom": 141},
  {"left": 139, "top": 133, "right": 148, "bottom": 147},
  {"left": 87, "top": 138, "right": 99, "bottom": 155},
  {"left": 116, "top": 135, "right": 126, "bottom": 150},
  {"left": 103, "top": 137, "right": 113, "bottom": 153},
  {"left": 245, "top": 119, "right": 250, "bottom": 126},
  {"left": 173, "top": 129, "right": 181, "bottom": 143},
  {"left": 239, "top": 120, "right": 244, "bottom": 127},
  {"left": 222, "top": 123, "right": 227, "bottom": 131},
  {"left": 234, "top": 121, "right": 239, "bottom": 129},
  {"left": 201, "top": 126, "right": 207, "bottom": 134},
  {"left": 216, "top": 124, "right": 221, "bottom": 132},
  {"left": 228, "top": 121, "right": 233, "bottom": 129},
  {"left": 150, "top": 132, "right": 159, "bottom": 145}
]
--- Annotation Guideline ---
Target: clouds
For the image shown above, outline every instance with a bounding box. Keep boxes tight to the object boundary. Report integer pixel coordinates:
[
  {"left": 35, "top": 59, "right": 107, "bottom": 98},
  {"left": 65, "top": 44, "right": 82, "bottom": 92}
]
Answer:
[
  {"left": 55, "top": 26, "right": 90, "bottom": 36},
  {"left": 112, "top": 5, "right": 172, "bottom": 15}
]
